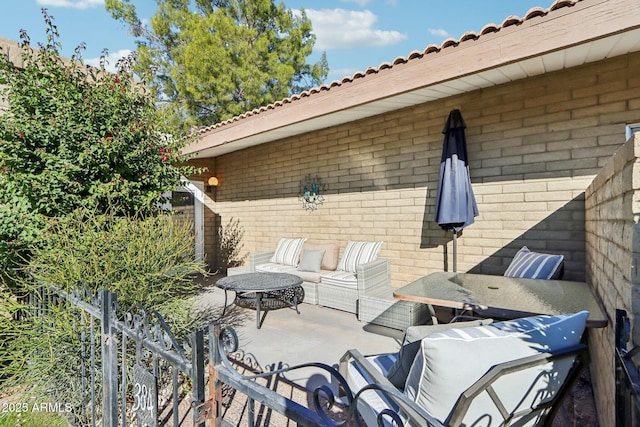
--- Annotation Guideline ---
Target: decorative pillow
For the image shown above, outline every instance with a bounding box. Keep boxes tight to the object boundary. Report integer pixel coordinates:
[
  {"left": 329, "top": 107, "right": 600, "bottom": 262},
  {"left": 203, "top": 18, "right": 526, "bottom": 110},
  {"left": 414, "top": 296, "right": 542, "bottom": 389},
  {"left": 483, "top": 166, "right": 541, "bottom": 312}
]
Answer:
[
  {"left": 387, "top": 319, "right": 494, "bottom": 390},
  {"left": 297, "top": 249, "right": 326, "bottom": 273},
  {"left": 269, "top": 238, "right": 306, "bottom": 267},
  {"left": 302, "top": 241, "right": 340, "bottom": 270},
  {"left": 337, "top": 241, "right": 383, "bottom": 273},
  {"left": 403, "top": 311, "right": 588, "bottom": 425},
  {"left": 504, "top": 246, "right": 564, "bottom": 280}
]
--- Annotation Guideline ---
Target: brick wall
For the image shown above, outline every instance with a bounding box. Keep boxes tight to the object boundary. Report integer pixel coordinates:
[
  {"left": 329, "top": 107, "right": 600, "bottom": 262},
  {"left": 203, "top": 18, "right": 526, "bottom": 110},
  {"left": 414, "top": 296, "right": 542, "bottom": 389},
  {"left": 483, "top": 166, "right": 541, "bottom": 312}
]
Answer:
[
  {"left": 187, "top": 52, "right": 640, "bottom": 424},
  {"left": 190, "top": 52, "right": 640, "bottom": 287},
  {"left": 585, "top": 132, "right": 640, "bottom": 426}
]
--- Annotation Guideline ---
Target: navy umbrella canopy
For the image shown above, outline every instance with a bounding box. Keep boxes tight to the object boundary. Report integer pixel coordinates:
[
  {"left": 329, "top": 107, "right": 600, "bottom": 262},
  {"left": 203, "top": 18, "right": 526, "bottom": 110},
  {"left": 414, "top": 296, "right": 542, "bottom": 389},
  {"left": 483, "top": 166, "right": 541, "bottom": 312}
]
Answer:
[{"left": 434, "top": 109, "right": 478, "bottom": 271}]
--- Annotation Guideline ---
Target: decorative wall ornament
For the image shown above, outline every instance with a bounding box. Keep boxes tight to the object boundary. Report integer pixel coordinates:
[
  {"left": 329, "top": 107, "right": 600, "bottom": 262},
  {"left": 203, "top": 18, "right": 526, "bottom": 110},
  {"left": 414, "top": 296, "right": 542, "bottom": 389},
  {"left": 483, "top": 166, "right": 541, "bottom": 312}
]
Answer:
[{"left": 299, "top": 174, "right": 326, "bottom": 211}]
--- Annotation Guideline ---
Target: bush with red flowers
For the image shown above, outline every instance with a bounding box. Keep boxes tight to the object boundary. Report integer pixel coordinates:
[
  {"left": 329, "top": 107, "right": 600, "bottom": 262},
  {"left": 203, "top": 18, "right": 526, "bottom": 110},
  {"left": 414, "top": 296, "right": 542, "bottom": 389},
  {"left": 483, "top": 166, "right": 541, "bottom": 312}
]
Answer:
[{"left": 0, "top": 10, "right": 195, "bottom": 268}]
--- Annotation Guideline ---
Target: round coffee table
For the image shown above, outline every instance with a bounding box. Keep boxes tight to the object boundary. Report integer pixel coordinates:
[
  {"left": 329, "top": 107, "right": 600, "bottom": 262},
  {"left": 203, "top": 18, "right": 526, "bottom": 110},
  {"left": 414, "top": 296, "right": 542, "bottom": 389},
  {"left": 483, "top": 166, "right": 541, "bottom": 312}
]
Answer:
[{"left": 216, "top": 272, "right": 304, "bottom": 329}]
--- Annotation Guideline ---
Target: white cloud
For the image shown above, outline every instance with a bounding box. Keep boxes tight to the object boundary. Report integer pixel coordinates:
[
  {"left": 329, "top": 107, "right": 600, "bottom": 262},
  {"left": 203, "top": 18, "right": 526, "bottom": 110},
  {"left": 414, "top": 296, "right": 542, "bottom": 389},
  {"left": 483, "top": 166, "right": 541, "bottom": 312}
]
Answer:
[
  {"left": 428, "top": 28, "right": 452, "bottom": 38},
  {"left": 340, "top": 0, "right": 372, "bottom": 6},
  {"left": 305, "top": 9, "right": 407, "bottom": 50},
  {"left": 85, "top": 49, "right": 132, "bottom": 73},
  {"left": 36, "top": 0, "right": 104, "bottom": 10}
]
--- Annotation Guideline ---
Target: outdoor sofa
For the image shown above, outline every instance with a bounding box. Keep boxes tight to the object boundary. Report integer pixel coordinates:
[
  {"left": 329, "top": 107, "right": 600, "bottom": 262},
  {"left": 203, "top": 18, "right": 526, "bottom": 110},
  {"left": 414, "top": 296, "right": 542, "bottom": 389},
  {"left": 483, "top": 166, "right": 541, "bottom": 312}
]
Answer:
[{"left": 245, "top": 238, "right": 430, "bottom": 329}]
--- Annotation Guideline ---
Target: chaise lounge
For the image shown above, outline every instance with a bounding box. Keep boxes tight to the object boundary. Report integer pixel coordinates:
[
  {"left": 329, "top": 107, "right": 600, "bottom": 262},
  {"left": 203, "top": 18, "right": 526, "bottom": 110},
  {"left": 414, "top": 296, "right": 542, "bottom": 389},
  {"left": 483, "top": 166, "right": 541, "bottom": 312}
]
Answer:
[{"left": 340, "top": 311, "right": 589, "bottom": 427}]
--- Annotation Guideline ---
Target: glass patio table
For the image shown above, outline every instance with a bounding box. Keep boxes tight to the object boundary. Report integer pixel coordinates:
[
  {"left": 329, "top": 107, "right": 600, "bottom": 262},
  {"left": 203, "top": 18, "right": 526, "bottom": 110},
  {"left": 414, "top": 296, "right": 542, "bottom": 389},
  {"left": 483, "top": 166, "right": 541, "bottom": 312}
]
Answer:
[
  {"left": 393, "top": 272, "right": 608, "bottom": 328},
  {"left": 216, "top": 272, "right": 304, "bottom": 329}
]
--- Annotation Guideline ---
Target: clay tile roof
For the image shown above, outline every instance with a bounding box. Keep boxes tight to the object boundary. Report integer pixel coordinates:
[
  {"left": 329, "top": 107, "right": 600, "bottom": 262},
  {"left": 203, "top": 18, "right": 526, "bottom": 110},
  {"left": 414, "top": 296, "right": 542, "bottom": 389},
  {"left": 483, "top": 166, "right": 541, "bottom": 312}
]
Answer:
[
  {"left": 479, "top": 23, "right": 501, "bottom": 35},
  {"left": 441, "top": 38, "right": 460, "bottom": 49},
  {"left": 196, "top": 0, "right": 582, "bottom": 136},
  {"left": 524, "top": 7, "right": 549, "bottom": 19},
  {"left": 460, "top": 31, "right": 480, "bottom": 42}
]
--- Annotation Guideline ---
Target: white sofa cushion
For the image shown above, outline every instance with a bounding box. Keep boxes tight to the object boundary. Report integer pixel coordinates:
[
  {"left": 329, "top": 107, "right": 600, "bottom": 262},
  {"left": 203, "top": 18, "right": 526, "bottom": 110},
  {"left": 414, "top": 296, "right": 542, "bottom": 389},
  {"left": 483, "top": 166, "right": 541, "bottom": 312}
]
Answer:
[
  {"left": 269, "top": 238, "right": 306, "bottom": 267},
  {"left": 320, "top": 270, "right": 358, "bottom": 289},
  {"left": 337, "top": 241, "right": 383, "bottom": 273},
  {"left": 255, "top": 262, "right": 298, "bottom": 275},
  {"left": 404, "top": 311, "right": 588, "bottom": 425},
  {"left": 255, "top": 262, "right": 325, "bottom": 284},
  {"left": 504, "top": 246, "right": 564, "bottom": 280}
]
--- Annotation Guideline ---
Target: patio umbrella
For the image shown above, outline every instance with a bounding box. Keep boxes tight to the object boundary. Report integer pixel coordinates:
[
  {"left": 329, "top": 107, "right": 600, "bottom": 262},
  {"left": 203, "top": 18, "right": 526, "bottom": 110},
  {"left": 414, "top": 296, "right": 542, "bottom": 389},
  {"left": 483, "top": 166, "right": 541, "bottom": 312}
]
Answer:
[{"left": 434, "top": 109, "right": 478, "bottom": 272}]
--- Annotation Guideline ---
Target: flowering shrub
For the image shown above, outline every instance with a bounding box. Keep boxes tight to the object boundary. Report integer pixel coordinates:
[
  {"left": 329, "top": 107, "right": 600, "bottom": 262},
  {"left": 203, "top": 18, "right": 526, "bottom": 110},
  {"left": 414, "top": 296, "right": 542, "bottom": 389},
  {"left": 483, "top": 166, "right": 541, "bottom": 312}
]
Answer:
[{"left": 0, "top": 10, "right": 195, "bottom": 268}]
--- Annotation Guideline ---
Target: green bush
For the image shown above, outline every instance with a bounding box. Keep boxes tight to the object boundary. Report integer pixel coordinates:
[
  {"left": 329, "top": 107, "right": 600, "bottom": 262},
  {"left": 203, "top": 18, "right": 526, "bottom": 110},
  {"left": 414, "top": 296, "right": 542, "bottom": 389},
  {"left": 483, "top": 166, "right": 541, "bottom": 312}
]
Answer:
[
  {"left": 0, "top": 209, "right": 208, "bottom": 425},
  {"left": 0, "top": 10, "right": 196, "bottom": 269}
]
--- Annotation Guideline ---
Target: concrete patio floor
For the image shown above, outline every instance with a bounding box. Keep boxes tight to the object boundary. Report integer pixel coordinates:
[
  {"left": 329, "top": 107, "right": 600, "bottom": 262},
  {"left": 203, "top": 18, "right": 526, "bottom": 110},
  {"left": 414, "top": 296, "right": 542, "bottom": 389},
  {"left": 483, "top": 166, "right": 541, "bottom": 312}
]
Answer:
[
  {"left": 196, "top": 278, "right": 404, "bottom": 387},
  {"left": 193, "top": 273, "right": 598, "bottom": 427}
]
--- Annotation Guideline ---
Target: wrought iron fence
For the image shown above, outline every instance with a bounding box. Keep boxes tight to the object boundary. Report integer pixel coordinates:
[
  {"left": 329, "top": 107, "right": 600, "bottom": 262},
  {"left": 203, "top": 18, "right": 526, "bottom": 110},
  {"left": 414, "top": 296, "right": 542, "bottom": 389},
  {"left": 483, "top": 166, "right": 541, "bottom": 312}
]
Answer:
[
  {"left": 38, "top": 286, "right": 207, "bottom": 427},
  {"left": 616, "top": 309, "right": 640, "bottom": 426}
]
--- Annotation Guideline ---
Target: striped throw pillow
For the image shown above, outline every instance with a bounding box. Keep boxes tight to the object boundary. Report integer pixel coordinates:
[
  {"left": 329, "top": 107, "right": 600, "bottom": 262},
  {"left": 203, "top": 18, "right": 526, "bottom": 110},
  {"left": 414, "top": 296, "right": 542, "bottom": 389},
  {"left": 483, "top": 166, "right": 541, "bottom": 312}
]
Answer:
[
  {"left": 504, "top": 246, "right": 564, "bottom": 280},
  {"left": 270, "top": 238, "right": 306, "bottom": 267},
  {"left": 337, "top": 241, "right": 383, "bottom": 273}
]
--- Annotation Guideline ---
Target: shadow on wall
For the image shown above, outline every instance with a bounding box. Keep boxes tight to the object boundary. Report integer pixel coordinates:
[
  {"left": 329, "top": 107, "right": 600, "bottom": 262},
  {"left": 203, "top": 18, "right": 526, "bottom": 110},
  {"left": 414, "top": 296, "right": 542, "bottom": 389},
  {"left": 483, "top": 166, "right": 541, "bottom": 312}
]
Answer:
[
  {"left": 420, "top": 194, "right": 586, "bottom": 282},
  {"left": 213, "top": 214, "right": 247, "bottom": 274}
]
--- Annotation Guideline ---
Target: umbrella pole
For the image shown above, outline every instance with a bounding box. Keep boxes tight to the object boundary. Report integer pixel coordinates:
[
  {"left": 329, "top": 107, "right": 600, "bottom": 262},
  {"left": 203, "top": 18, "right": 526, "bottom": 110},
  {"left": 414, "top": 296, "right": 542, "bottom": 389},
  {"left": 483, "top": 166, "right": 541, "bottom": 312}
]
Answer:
[{"left": 453, "top": 231, "right": 457, "bottom": 273}]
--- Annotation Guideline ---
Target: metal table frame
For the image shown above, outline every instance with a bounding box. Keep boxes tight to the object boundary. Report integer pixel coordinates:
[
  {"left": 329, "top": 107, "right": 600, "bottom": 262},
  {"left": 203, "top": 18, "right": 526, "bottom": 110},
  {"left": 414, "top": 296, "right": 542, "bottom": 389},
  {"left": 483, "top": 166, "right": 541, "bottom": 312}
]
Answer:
[{"left": 216, "top": 272, "right": 304, "bottom": 329}]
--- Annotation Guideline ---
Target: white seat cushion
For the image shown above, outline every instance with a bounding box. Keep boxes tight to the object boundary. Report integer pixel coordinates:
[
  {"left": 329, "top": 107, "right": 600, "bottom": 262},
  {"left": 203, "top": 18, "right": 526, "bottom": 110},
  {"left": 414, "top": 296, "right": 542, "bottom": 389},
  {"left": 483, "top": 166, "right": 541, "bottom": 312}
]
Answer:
[
  {"left": 404, "top": 311, "right": 588, "bottom": 426},
  {"left": 255, "top": 263, "right": 297, "bottom": 274},
  {"left": 320, "top": 270, "right": 358, "bottom": 289}
]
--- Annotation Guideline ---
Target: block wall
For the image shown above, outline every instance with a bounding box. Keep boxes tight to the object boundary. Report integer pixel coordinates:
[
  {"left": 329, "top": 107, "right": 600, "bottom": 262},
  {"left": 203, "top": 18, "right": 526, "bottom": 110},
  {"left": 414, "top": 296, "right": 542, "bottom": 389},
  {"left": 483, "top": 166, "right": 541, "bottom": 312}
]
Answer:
[
  {"left": 190, "top": 52, "right": 640, "bottom": 289},
  {"left": 585, "top": 132, "right": 640, "bottom": 426}
]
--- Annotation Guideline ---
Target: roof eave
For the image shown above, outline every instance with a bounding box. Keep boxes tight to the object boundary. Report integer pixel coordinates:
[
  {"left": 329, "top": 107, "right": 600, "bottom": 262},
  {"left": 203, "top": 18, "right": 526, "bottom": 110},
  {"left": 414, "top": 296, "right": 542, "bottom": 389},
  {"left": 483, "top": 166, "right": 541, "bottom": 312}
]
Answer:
[{"left": 185, "top": 0, "right": 640, "bottom": 158}]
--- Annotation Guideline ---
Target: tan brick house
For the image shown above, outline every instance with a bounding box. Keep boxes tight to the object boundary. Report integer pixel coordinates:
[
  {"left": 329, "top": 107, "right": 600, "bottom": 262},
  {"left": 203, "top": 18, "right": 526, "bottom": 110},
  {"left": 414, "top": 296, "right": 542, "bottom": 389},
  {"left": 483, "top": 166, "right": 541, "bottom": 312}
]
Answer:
[{"left": 183, "top": 0, "right": 639, "bottom": 424}]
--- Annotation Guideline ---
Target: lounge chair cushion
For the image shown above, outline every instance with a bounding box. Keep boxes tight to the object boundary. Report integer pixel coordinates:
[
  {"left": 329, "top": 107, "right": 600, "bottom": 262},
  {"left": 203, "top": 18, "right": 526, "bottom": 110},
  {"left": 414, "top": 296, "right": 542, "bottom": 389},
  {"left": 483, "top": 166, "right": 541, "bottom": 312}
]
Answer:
[
  {"left": 320, "top": 270, "right": 358, "bottom": 289},
  {"left": 337, "top": 241, "right": 383, "bottom": 273},
  {"left": 386, "top": 319, "right": 494, "bottom": 390},
  {"left": 269, "top": 238, "right": 306, "bottom": 267},
  {"left": 345, "top": 353, "right": 399, "bottom": 424},
  {"left": 504, "top": 246, "right": 564, "bottom": 280},
  {"left": 297, "top": 249, "right": 326, "bottom": 273},
  {"left": 404, "top": 311, "right": 588, "bottom": 425}
]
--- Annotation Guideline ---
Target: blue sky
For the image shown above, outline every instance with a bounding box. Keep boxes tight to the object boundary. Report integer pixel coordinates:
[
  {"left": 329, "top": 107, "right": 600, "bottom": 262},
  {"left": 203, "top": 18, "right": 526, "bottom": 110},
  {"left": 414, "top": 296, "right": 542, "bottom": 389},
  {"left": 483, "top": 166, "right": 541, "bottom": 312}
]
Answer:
[{"left": 0, "top": 0, "right": 549, "bottom": 82}]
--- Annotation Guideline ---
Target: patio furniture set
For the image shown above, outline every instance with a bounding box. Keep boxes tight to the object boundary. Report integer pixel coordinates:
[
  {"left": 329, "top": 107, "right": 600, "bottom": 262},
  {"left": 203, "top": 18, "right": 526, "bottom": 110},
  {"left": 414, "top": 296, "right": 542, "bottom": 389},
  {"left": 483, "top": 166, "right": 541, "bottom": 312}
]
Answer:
[
  {"left": 227, "top": 238, "right": 432, "bottom": 330},
  {"left": 210, "top": 239, "right": 605, "bottom": 426},
  {"left": 208, "top": 310, "right": 592, "bottom": 426}
]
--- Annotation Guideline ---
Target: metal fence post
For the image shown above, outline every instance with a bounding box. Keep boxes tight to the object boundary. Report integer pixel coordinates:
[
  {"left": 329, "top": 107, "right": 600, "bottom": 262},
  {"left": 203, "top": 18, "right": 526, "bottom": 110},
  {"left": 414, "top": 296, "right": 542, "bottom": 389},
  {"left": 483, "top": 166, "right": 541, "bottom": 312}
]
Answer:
[
  {"left": 101, "top": 290, "right": 118, "bottom": 427},
  {"left": 192, "top": 329, "right": 206, "bottom": 427}
]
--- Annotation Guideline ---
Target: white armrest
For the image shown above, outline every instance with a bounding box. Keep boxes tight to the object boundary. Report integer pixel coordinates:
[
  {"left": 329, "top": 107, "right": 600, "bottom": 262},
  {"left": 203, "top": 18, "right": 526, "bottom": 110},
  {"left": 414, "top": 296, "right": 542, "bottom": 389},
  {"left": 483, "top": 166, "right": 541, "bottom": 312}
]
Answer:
[
  {"left": 249, "top": 251, "right": 274, "bottom": 272},
  {"left": 356, "top": 258, "right": 390, "bottom": 294}
]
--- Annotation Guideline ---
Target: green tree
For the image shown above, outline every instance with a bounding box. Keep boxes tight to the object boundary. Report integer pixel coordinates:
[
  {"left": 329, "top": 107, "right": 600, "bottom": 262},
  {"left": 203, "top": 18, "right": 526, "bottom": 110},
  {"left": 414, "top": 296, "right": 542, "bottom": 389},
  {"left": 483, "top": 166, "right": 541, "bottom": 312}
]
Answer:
[
  {"left": 0, "top": 10, "right": 195, "bottom": 267},
  {"left": 106, "top": 0, "right": 328, "bottom": 130}
]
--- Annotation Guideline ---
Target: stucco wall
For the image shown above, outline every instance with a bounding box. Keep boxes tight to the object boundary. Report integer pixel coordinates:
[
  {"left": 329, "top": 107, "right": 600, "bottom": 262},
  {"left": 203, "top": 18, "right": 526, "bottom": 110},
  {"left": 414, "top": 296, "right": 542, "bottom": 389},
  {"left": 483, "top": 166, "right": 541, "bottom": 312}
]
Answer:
[
  {"left": 585, "top": 132, "right": 640, "bottom": 426},
  {"left": 192, "top": 52, "right": 640, "bottom": 288}
]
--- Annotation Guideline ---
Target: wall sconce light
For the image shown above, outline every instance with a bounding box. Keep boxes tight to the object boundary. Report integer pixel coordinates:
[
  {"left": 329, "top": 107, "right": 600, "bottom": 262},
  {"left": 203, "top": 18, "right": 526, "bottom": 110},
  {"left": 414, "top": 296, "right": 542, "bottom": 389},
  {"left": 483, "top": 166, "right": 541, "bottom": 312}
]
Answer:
[
  {"left": 205, "top": 176, "right": 219, "bottom": 193},
  {"left": 299, "top": 174, "right": 325, "bottom": 211}
]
